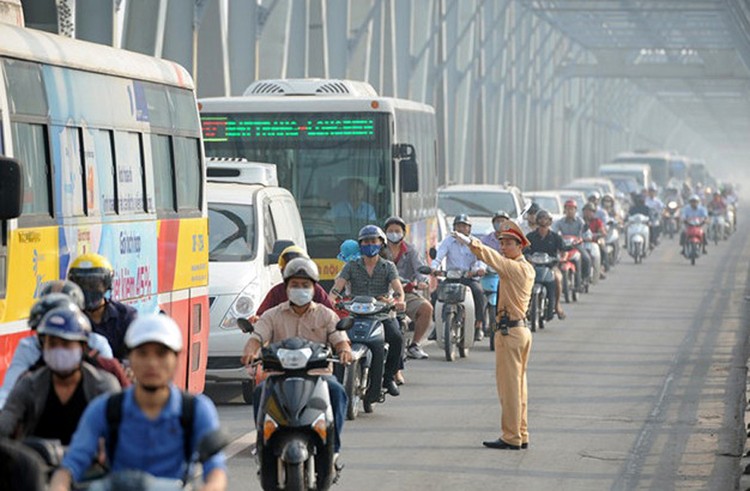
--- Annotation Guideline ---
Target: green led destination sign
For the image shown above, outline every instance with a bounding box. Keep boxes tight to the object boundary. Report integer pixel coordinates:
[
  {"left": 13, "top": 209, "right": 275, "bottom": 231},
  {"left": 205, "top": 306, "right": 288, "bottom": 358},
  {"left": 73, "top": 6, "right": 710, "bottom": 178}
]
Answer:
[{"left": 202, "top": 116, "right": 376, "bottom": 142}]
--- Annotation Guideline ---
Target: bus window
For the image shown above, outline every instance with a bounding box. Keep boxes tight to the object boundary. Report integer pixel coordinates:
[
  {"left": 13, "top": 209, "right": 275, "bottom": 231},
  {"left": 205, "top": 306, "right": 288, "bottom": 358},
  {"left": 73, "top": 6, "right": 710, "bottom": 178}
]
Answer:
[
  {"left": 173, "top": 137, "right": 201, "bottom": 211},
  {"left": 11, "top": 122, "right": 51, "bottom": 218},
  {"left": 151, "top": 134, "right": 176, "bottom": 214},
  {"left": 88, "top": 129, "right": 118, "bottom": 215},
  {"left": 54, "top": 126, "right": 86, "bottom": 217},
  {"left": 114, "top": 131, "right": 146, "bottom": 214},
  {"left": 2, "top": 59, "right": 47, "bottom": 116}
]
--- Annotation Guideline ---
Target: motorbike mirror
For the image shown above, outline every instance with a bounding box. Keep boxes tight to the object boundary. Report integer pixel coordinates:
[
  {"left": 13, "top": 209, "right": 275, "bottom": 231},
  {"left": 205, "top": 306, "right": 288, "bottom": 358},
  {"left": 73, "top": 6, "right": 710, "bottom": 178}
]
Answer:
[
  {"left": 196, "top": 430, "right": 231, "bottom": 463},
  {"left": 336, "top": 317, "right": 354, "bottom": 331},
  {"left": 237, "top": 318, "right": 254, "bottom": 333},
  {"left": 417, "top": 265, "right": 433, "bottom": 275},
  {"left": 428, "top": 247, "right": 437, "bottom": 260}
]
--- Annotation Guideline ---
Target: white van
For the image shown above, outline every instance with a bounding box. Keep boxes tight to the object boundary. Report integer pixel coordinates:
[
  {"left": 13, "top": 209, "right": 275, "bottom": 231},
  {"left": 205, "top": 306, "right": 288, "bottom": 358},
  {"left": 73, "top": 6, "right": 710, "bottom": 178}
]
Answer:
[
  {"left": 599, "top": 163, "right": 652, "bottom": 190},
  {"left": 205, "top": 159, "right": 306, "bottom": 401}
]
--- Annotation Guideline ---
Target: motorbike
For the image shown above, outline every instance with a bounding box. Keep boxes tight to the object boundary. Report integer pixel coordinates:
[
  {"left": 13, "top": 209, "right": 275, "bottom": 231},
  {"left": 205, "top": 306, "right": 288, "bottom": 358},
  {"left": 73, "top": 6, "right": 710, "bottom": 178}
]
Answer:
[
  {"left": 684, "top": 217, "right": 705, "bottom": 266},
  {"left": 582, "top": 230, "right": 601, "bottom": 286},
  {"left": 663, "top": 201, "right": 680, "bottom": 239},
  {"left": 603, "top": 219, "right": 620, "bottom": 270},
  {"left": 626, "top": 214, "right": 650, "bottom": 264},
  {"left": 559, "top": 235, "right": 583, "bottom": 301},
  {"left": 708, "top": 211, "right": 729, "bottom": 244},
  {"left": 420, "top": 266, "right": 476, "bottom": 362},
  {"left": 335, "top": 296, "right": 392, "bottom": 419},
  {"left": 527, "top": 252, "right": 557, "bottom": 332},
  {"left": 253, "top": 336, "right": 344, "bottom": 491},
  {"left": 481, "top": 271, "right": 499, "bottom": 351}
]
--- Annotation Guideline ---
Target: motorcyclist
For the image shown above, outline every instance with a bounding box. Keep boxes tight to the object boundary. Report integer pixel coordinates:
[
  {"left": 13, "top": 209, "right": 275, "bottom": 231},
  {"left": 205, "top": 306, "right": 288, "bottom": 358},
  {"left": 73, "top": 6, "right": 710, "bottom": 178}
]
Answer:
[
  {"left": 707, "top": 191, "right": 727, "bottom": 216},
  {"left": 552, "top": 200, "right": 591, "bottom": 292},
  {"left": 601, "top": 194, "right": 620, "bottom": 225},
  {"left": 644, "top": 183, "right": 664, "bottom": 246},
  {"left": 329, "top": 225, "right": 405, "bottom": 396},
  {"left": 0, "top": 307, "right": 120, "bottom": 445},
  {"left": 383, "top": 216, "right": 433, "bottom": 360},
  {"left": 67, "top": 253, "right": 137, "bottom": 360},
  {"left": 482, "top": 210, "right": 511, "bottom": 250},
  {"left": 521, "top": 202, "right": 540, "bottom": 236},
  {"left": 680, "top": 194, "right": 708, "bottom": 255},
  {"left": 242, "top": 258, "right": 351, "bottom": 456},
  {"left": 525, "top": 210, "right": 566, "bottom": 320},
  {"left": 582, "top": 203, "right": 608, "bottom": 278},
  {"left": 628, "top": 194, "right": 657, "bottom": 248},
  {"left": 255, "top": 245, "right": 335, "bottom": 319},
  {"left": 50, "top": 314, "right": 227, "bottom": 491},
  {"left": 586, "top": 191, "right": 610, "bottom": 223},
  {"left": 431, "top": 215, "right": 488, "bottom": 341}
]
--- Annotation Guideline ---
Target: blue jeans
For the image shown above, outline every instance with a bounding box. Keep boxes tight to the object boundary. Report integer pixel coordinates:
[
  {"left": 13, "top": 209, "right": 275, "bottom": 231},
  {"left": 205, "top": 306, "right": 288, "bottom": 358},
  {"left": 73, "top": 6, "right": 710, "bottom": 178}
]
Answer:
[{"left": 253, "top": 375, "right": 347, "bottom": 452}]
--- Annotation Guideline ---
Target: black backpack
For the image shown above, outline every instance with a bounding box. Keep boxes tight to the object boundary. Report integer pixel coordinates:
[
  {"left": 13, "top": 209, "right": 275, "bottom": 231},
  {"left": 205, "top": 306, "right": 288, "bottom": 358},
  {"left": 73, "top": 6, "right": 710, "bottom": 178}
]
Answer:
[{"left": 105, "top": 391, "right": 195, "bottom": 464}]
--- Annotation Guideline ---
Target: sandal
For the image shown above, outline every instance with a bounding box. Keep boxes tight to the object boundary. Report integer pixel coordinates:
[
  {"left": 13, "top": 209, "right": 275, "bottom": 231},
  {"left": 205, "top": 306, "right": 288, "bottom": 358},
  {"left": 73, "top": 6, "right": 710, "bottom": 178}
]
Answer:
[{"left": 556, "top": 309, "right": 567, "bottom": 320}]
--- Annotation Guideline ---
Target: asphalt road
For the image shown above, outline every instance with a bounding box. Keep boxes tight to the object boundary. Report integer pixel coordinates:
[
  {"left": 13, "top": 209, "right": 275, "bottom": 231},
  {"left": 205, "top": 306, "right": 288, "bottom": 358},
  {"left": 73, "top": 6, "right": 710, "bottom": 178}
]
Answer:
[{"left": 206, "top": 216, "right": 750, "bottom": 491}]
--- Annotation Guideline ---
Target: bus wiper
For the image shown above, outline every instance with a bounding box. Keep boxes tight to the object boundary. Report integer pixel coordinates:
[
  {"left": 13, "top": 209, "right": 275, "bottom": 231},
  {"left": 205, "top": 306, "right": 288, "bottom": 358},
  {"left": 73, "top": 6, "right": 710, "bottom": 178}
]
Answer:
[{"left": 443, "top": 196, "right": 494, "bottom": 215}]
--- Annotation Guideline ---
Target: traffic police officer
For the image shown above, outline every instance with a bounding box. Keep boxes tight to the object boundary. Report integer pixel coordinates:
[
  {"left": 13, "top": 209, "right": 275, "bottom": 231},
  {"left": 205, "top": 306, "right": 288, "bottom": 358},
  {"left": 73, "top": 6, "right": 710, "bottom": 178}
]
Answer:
[{"left": 461, "top": 221, "right": 534, "bottom": 450}]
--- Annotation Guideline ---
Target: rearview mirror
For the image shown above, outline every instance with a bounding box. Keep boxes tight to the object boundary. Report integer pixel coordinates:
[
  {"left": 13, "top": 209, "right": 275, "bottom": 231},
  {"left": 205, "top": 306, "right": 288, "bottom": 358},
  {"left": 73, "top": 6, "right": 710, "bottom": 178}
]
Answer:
[
  {"left": 0, "top": 157, "right": 23, "bottom": 220},
  {"left": 237, "top": 318, "right": 254, "bottom": 333},
  {"left": 428, "top": 247, "right": 437, "bottom": 260},
  {"left": 400, "top": 158, "right": 419, "bottom": 193},
  {"left": 335, "top": 317, "right": 354, "bottom": 331}
]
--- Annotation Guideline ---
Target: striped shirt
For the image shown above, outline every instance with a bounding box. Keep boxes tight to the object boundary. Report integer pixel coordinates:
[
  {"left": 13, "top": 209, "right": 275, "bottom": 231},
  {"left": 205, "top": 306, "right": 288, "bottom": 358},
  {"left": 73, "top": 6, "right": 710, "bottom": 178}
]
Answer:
[{"left": 338, "top": 257, "right": 399, "bottom": 297}]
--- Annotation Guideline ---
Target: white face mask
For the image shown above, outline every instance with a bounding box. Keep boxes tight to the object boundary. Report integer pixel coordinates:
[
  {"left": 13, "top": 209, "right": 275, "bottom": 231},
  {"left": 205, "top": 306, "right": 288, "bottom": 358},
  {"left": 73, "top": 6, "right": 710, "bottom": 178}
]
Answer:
[
  {"left": 43, "top": 346, "right": 82, "bottom": 375},
  {"left": 386, "top": 231, "right": 403, "bottom": 243},
  {"left": 288, "top": 287, "right": 314, "bottom": 306}
]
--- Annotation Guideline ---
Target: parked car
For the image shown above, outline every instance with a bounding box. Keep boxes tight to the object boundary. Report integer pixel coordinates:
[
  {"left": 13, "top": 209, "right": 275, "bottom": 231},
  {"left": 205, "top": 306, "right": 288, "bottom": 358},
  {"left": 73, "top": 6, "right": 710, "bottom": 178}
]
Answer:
[
  {"left": 206, "top": 159, "right": 306, "bottom": 402},
  {"left": 437, "top": 184, "right": 526, "bottom": 236}
]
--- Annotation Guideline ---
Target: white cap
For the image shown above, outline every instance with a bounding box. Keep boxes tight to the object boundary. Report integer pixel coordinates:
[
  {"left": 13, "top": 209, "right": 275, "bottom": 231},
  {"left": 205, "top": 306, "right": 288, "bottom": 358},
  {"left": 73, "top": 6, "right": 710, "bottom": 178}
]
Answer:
[{"left": 125, "top": 314, "right": 183, "bottom": 352}]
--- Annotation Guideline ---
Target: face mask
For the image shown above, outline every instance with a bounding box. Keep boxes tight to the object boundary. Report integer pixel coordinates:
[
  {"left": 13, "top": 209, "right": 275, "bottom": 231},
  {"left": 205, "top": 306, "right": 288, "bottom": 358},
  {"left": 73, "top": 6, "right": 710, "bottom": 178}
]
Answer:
[
  {"left": 43, "top": 346, "right": 82, "bottom": 375},
  {"left": 386, "top": 232, "right": 403, "bottom": 243},
  {"left": 288, "top": 287, "right": 314, "bottom": 306},
  {"left": 83, "top": 290, "right": 105, "bottom": 311},
  {"left": 360, "top": 244, "right": 381, "bottom": 257}
]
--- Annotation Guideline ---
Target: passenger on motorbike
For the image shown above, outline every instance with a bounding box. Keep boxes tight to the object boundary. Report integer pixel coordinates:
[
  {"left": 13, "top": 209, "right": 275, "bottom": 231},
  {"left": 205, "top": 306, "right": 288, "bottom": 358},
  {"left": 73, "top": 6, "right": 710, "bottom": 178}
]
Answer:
[
  {"left": 254, "top": 245, "right": 336, "bottom": 319},
  {"left": 68, "top": 253, "right": 137, "bottom": 361},
  {"left": 50, "top": 314, "right": 228, "bottom": 491},
  {"left": 431, "top": 215, "right": 488, "bottom": 341},
  {"left": 586, "top": 192, "right": 610, "bottom": 223},
  {"left": 551, "top": 201, "right": 592, "bottom": 292},
  {"left": 482, "top": 210, "right": 511, "bottom": 250},
  {"left": 707, "top": 191, "right": 727, "bottom": 216},
  {"left": 681, "top": 195, "right": 708, "bottom": 255},
  {"left": 601, "top": 194, "right": 622, "bottom": 226},
  {"left": 329, "top": 225, "right": 405, "bottom": 397},
  {"left": 383, "top": 216, "right": 433, "bottom": 360},
  {"left": 0, "top": 307, "right": 120, "bottom": 445},
  {"left": 521, "top": 202, "right": 540, "bottom": 236},
  {"left": 242, "top": 258, "right": 351, "bottom": 454},
  {"left": 582, "top": 203, "right": 608, "bottom": 277},
  {"left": 525, "top": 210, "right": 566, "bottom": 320},
  {"left": 644, "top": 184, "right": 664, "bottom": 246},
  {"left": 0, "top": 281, "right": 117, "bottom": 410}
]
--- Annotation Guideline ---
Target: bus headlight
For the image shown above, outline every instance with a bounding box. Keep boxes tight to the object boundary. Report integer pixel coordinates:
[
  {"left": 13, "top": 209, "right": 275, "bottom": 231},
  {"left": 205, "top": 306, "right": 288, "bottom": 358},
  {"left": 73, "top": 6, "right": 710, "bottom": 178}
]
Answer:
[{"left": 220, "top": 285, "right": 258, "bottom": 329}]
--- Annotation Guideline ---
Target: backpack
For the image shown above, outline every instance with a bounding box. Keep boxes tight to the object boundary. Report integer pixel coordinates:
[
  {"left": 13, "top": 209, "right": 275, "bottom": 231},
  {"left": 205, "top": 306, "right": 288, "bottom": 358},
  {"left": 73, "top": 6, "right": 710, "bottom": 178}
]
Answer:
[{"left": 105, "top": 391, "right": 195, "bottom": 464}]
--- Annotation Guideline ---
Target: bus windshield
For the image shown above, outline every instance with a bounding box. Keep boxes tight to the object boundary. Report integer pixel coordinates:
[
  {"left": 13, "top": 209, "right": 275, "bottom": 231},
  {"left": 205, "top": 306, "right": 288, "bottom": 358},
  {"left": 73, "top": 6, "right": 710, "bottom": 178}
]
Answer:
[
  {"left": 613, "top": 156, "right": 668, "bottom": 185},
  {"left": 202, "top": 112, "right": 392, "bottom": 257}
]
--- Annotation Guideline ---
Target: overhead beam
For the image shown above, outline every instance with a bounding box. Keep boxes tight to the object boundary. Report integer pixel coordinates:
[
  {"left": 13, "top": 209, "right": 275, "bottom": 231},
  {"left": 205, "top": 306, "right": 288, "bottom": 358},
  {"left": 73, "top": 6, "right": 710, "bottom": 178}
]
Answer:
[{"left": 557, "top": 62, "right": 750, "bottom": 80}]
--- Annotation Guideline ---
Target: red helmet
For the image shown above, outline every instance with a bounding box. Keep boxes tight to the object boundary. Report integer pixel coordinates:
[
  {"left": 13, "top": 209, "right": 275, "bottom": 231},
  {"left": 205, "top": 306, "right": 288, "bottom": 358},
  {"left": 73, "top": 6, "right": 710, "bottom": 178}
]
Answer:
[{"left": 564, "top": 199, "right": 577, "bottom": 209}]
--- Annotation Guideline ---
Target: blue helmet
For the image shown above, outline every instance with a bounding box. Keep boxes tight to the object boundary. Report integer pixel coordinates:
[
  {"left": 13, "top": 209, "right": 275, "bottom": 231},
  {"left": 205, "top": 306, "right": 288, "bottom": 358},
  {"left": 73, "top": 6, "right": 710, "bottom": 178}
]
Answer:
[
  {"left": 357, "top": 225, "right": 386, "bottom": 243},
  {"left": 37, "top": 306, "right": 91, "bottom": 342},
  {"left": 337, "top": 239, "right": 361, "bottom": 262}
]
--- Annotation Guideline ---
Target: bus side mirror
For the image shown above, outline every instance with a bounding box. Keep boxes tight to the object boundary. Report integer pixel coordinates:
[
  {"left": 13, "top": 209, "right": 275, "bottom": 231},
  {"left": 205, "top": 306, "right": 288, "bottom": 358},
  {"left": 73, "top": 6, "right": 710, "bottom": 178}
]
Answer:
[
  {"left": 267, "top": 239, "right": 296, "bottom": 266},
  {"left": 0, "top": 157, "right": 23, "bottom": 220},
  {"left": 400, "top": 158, "right": 419, "bottom": 193}
]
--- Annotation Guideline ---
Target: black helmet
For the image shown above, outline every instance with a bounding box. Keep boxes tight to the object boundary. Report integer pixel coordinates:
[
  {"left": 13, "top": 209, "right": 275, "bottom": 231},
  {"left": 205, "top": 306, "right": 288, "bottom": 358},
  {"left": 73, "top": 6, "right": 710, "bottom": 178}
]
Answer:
[
  {"left": 526, "top": 202, "right": 540, "bottom": 215},
  {"left": 384, "top": 216, "right": 406, "bottom": 231},
  {"left": 37, "top": 306, "right": 91, "bottom": 342},
  {"left": 38, "top": 280, "right": 85, "bottom": 310},
  {"left": 283, "top": 257, "right": 320, "bottom": 283},
  {"left": 357, "top": 225, "right": 386, "bottom": 243},
  {"left": 28, "top": 293, "right": 80, "bottom": 330},
  {"left": 492, "top": 210, "right": 510, "bottom": 221},
  {"left": 453, "top": 214, "right": 471, "bottom": 227},
  {"left": 535, "top": 210, "right": 552, "bottom": 224},
  {"left": 582, "top": 203, "right": 597, "bottom": 213}
]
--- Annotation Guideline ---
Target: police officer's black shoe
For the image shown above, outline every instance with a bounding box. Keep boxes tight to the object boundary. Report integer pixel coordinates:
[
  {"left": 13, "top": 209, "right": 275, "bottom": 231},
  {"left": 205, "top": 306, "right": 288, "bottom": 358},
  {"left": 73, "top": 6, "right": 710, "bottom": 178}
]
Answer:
[
  {"left": 521, "top": 442, "right": 529, "bottom": 449},
  {"left": 482, "top": 438, "right": 521, "bottom": 450},
  {"left": 383, "top": 380, "right": 400, "bottom": 397}
]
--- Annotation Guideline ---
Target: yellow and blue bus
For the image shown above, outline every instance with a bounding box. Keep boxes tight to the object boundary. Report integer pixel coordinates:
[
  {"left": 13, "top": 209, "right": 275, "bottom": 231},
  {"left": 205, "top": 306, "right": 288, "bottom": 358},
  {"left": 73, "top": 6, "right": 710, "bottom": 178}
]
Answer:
[
  {"left": 199, "top": 79, "right": 439, "bottom": 286},
  {"left": 0, "top": 23, "right": 209, "bottom": 392}
]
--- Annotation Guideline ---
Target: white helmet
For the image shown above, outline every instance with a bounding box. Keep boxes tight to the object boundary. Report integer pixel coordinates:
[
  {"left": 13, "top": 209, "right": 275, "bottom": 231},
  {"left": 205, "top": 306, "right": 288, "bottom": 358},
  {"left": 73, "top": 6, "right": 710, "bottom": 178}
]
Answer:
[{"left": 125, "top": 314, "right": 183, "bottom": 352}]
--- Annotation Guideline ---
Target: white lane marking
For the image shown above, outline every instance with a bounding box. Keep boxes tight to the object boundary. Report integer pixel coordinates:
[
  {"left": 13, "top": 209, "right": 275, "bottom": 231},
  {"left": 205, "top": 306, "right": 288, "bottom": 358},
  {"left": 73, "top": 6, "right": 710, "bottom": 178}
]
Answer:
[{"left": 225, "top": 429, "right": 257, "bottom": 460}]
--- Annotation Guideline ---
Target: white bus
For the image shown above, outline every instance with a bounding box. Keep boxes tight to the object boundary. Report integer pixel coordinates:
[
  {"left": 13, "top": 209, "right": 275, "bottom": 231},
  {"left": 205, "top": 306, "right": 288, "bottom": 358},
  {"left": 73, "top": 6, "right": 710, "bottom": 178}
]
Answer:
[
  {"left": 199, "top": 79, "right": 440, "bottom": 284},
  {"left": 0, "top": 22, "right": 210, "bottom": 392}
]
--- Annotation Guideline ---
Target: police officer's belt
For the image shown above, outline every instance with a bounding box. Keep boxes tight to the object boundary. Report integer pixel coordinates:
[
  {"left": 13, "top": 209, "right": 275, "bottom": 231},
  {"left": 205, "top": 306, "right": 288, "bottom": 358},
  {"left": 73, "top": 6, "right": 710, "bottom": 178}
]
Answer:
[{"left": 506, "top": 320, "right": 526, "bottom": 328}]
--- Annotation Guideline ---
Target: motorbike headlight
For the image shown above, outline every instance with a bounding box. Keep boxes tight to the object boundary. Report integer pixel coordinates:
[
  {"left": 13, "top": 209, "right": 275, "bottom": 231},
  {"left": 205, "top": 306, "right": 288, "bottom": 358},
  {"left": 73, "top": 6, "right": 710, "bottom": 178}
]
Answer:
[
  {"left": 277, "top": 347, "right": 312, "bottom": 369},
  {"left": 220, "top": 284, "right": 259, "bottom": 329}
]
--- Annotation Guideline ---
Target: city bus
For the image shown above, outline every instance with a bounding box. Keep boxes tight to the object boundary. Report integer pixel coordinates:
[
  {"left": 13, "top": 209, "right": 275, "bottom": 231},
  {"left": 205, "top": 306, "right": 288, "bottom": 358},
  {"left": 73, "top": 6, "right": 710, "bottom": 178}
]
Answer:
[
  {"left": 613, "top": 150, "right": 675, "bottom": 187},
  {"left": 199, "top": 79, "right": 440, "bottom": 286},
  {"left": 0, "top": 22, "right": 209, "bottom": 392}
]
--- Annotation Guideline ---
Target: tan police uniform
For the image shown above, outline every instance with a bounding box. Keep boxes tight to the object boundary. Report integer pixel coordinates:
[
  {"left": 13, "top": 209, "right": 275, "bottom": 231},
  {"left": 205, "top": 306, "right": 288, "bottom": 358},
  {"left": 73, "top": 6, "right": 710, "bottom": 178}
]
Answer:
[{"left": 468, "top": 223, "right": 534, "bottom": 447}]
